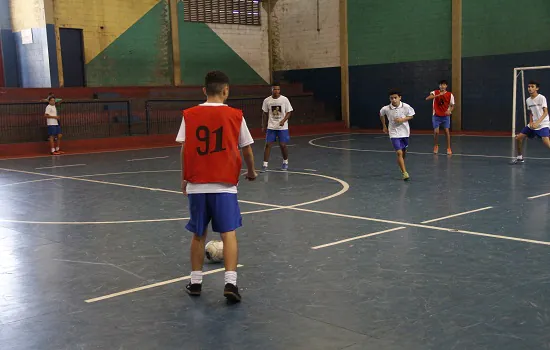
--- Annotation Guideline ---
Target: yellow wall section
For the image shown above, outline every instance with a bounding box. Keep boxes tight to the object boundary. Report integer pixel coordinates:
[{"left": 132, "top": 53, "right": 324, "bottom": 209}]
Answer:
[
  {"left": 10, "top": 0, "right": 46, "bottom": 32},
  {"left": 53, "top": 0, "right": 160, "bottom": 64}
]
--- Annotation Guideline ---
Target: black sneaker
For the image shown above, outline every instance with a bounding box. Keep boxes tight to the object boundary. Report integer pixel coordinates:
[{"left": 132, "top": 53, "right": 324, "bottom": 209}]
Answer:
[
  {"left": 510, "top": 158, "right": 525, "bottom": 165},
  {"left": 185, "top": 282, "right": 202, "bottom": 296},
  {"left": 223, "top": 283, "right": 241, "bottom": 302}
]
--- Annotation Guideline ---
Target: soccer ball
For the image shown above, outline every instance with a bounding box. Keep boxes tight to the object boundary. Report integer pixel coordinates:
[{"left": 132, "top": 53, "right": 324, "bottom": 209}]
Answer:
[{"left": 205, "top": 240, "right": 224, "bottom": 263}]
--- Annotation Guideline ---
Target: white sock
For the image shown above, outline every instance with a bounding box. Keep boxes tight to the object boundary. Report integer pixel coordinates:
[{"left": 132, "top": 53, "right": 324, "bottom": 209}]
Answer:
[
  {"left": 225, "top": 271, "right": 237, "bottom": 286},
  {"left": 55, "top": 147, "right": 59, "bottom": 151},
  {"left": 263, "top": 161, "right": 268, "bottom": 167},
  {"left": 190, "top": 271, "right": 203, "bottom": 284},
  {"left": 283, "top": 159, "right": 288, "bottom": 164},
  {"left": 517, "top": 155, "right": 523, "bottom": 159},
  {"left": 51, "top": 148, "right": 55, "bottom": 153}
]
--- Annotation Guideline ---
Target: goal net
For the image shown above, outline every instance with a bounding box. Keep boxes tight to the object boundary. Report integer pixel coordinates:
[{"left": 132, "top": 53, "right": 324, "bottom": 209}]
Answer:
[{"left": 512, "top": 65, "right": 550, "bottom": 137}]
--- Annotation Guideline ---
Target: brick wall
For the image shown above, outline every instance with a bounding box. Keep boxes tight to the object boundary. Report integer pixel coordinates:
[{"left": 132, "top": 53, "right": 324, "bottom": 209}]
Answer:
[{"left": 271, "top": 0, "right": 339, "bottom": 71}]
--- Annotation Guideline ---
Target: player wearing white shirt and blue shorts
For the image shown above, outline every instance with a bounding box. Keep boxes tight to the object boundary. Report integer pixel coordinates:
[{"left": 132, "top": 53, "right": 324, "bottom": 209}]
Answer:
[
  {"left": 45, "top": 96, "right": 63, "bottom": 155},
  {"left": 380, "top": 89, "right": 415, "bottom": 181},
  {"left": 261, "top": 82, "right": 293, "bottom": 172},
  {"left": 511, "top": 81, "right": 550, "bottom": 164}
]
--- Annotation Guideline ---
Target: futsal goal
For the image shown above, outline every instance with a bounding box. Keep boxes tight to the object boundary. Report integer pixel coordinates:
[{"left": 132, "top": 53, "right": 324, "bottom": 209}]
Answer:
[{"left": 512, "top": 65, "right": 550, "bottom": 137}]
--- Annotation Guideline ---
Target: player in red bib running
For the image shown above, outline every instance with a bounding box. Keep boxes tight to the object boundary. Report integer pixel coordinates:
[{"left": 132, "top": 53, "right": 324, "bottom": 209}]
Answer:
[
  {"left": 426, "top": 80, "right": 455, "bottom": 155},
  {"left": 176, "top": 71, "right": 257, "bottom": 302}
]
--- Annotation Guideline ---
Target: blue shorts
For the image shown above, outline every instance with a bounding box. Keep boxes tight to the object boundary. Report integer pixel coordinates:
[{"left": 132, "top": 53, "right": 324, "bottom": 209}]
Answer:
[
  {"left": 520, "top": 126, "right": 550, "bottom": 139},
  {"left": 432, "top": 116, "right": 450, "bottom": 129},
  {"left": 391, "top": 137, "right": 409, "bottom": 151},
  {"left": 47, "top": 125, "right": 62, "bottom": 136},
  {"left": 186, "top": 193, "right": 242, "bottom": 235},
  {"left": 266, "top": 129, "right": 290, "bottom": 144}
]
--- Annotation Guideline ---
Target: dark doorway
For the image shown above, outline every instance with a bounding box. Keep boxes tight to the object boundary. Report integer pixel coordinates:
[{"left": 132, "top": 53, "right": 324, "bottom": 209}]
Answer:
[{"left": 59, "top": 28, "right": 86, "bottom": 87}]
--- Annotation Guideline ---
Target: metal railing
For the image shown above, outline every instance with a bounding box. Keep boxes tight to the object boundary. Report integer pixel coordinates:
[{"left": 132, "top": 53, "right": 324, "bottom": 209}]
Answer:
[
  {"left": 0, "top": 100, "right": 131, "bottom": 144},
  {"left": 145, "top": 95, "right": 318, "bottom": 135},
  {"left": 0, "top": 95, "right": 321, "bottom": 144}
]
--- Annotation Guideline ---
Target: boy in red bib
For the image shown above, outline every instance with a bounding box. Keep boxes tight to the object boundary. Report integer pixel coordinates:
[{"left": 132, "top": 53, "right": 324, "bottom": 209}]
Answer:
[
  {"left": 426, "top": 80, "right": 455, "bottom": 155},
  {"left": 177, "top": 71, "right": 257, "bottom": 302}
]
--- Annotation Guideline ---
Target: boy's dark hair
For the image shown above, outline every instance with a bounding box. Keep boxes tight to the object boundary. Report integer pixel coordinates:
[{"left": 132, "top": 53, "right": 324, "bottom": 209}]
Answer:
[
  {"left": 388, "top": 89, "right": 401, "bottom": 97},
  {"left": 439, "top": 80, "right": 448, "bottom": 85},
  {"left": 48, "top": 96, "right": 56, "bottom": 101},
  {"left": 529, "top": 80, "right": 540, "bottom": 88},
  {"left": 204, "top": 71, "right": 230, "bottom": 95},
  {"left": 272, "top": 81, "right": 281, "bottom": 87}
]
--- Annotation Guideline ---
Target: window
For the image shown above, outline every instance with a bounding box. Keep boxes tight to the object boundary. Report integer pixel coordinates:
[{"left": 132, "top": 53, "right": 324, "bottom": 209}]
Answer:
[{"left": 183, "top": 0, "right": 261, "bottom": 26}]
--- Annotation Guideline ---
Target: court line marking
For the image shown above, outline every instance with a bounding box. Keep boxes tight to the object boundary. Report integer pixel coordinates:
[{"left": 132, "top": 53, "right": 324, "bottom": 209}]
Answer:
[
  {"left": 528, "top": 192, "right": 550, "bottom": 200},
  {"left": 311, "top": 206, "right": 494, "bottom": 249},
  {"left": 308, "top": 134, "right": 550, "bottom": 160},
  {"left": 329, "top": 138, "right": 355, "bottom": 143},
  {"left": 127, "top": 156, "right": 169, "bottom": 162},
  {"left": 85, "top": 264, "right": 244, "bottom": 303},
  {"left": 54, "top": 259, "right": 146, "bottom": 280},
  {"left": 0, "top": 168, "right": 348, "bottom": 224},
  {"left": 35, "top": 164, "right": 86, "bottom": 170},
  {"left": 311, "top": 227, "right": 407, "bottom": 249},
  {"left": 420, "top": 206, "right": 493, "bottom": 223},
  {"left": 291, "top": 206, "right": 550, "bottom": 247},
  {"left": 0, "top": 177, "right": 59, "bottom": 188}
]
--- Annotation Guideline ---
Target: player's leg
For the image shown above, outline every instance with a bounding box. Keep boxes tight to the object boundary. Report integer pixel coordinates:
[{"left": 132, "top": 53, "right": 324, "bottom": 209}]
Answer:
[
  {"left": 443, "top": 117, "right": 452, "bottom": 155},
  {"left": 55, "top": 131, "right": 63, "bottom": 153},
  {"left": 539, "top": 128, "right": 550, "bottom": 149},
  {"left": 185, "top": 193, "right": 211, "bottom": 296},
  {"left": 210, "top": 193, "right": 242, "bottom": 302},
  {"left": 262, "top": 130, "right": 277, "bottom": 172},
  {"left": 392, "top": 138, "right": 409, "bottom": 180},
  {"left": 432, "top": 116, "right": 440, "bottom": 154},
  {"left": 48, "top": 135, "right": 56, "bottom": 155},
  {"left": 542, "top": 137, "right": 550, "bottom": 149},
  {"left": 278, "top": 130, "right": 290, "bottom": 170},
  {"left": 511, "top": 128, "right": 530, "bottom": 164}
]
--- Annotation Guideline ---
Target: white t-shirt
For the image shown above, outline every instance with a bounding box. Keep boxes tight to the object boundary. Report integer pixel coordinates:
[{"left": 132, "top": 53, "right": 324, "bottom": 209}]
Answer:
[
  {"left": 175, "top": 103, "right": 254, "bottom": 194},
  {"left": 45, "top": 105, "right": 58, "bottom": 126},
  {"left": 262, "top": 95, "right": 293, "bottom": 130},
  {"left": 527, "top": 94, "right": 549, "bottom": 130},
  {"left": 379, "top": 102, "right": 415, "bottom": 138}
]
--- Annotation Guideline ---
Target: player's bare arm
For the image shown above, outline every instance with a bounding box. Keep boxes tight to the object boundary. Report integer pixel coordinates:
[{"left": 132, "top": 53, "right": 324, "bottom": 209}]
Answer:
[
  {"left": 241, "top": 145, "right": 257, "bottom": 180},
  {"left": 380, "top": 114, "right": 388, "bottom": 133},
  {"left": 262, "top": 111, "right": 268, "bottom": 131},
  {"left": 180, "top": 142, "right": 187, "bottom": 195},
  {"left": 279, "top": 111, "right": 292, "bottom": 126}
]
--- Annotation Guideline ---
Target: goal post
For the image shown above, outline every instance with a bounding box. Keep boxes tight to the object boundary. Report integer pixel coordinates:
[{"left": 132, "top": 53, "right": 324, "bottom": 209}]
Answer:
[{"left": 512, "top": 65, "right": 550, "bottom": 137}]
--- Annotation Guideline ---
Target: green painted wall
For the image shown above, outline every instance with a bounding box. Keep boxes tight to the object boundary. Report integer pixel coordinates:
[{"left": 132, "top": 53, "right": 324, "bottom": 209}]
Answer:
[
  {"left": 177, "top": 2, "right": 265, "bottom": 85},
  {"left": 85, "top": 1, "right": 172, "bottom": 87},
  {"left": 463, "top": 0, "right": 550, "bottom": 57},
  {"left": 348, "top": 0, "right": 451, "bottom": 66}
]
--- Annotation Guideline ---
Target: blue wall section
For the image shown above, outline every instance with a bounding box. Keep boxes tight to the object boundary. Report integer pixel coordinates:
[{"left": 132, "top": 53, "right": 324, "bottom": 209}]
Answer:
[
  {"left": 13, "top": 27, "right": 53, "bottom": 88},
  {"left": 463, "top": 51, "right": 550, "bottom": 132},
  {"left": 349, "top": 60, "right": 451, "bottom": 130},
  {"left": 0, "top": 30, "right": 19, "bottom": 87},
  {"left": 46, "top": 24, "right": 59, "bottom": 87},
  {"left": 273, "top": 67, "right": 342, "bottom": 121}
]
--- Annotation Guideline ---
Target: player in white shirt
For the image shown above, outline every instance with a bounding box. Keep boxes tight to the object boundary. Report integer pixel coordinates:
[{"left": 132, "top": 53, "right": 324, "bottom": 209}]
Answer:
[
  {"left": 511, "top": 81, "right": 550, "bottom": 164},
  {"left": 44, "top": 96, "right": 63, "bottom": 155},
  {"left": 380, "top": 89, "right": 415, "bottom": 181},
  {"left": 261, "top": 82, "right": 293, "bottom": 172}
]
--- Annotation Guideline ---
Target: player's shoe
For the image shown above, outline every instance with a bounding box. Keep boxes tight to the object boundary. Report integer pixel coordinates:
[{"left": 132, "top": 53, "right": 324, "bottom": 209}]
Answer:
[
  {"left": 402, "top": 171, "right": 410, "bottom": 181},
  {"left": 281, "top": 163, "right": 288, "bottom": 171},
  {"left": 223, "top": 283, "right": 241, "bottom": 302},
  {"left": 510, "top": 158, "right": 525, "bottom": 165},
  {"left": 185, "top": 282, "right": 202, "bottom": 296},
  {"left": 447, "top": 148, "right": 452, "bottom": 155},
  {"left": 433, "top": 145, "right": 439, "bottom": 154},
  {"left": 51, "top": 151, "right": 61, "bottom": 156},
  {"left": 261, "top": 165, "right": 268, "bottom": 173}
]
